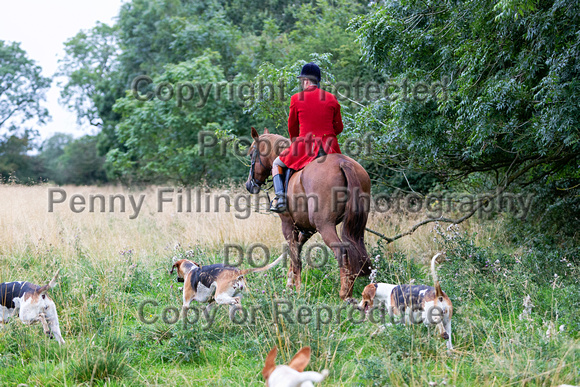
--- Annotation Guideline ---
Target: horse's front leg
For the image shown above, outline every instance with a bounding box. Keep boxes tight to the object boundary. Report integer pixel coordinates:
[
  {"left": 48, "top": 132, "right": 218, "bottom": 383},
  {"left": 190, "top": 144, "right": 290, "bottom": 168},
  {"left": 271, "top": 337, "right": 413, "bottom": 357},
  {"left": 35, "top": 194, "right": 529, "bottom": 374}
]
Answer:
[
  {"left": 282, "top": 219, "right": 300, "bottom": 290},
  {"left": 292, "top": 230, "right": 313, "bottom": 291},
  {"left": 282, "top": 222, "right": 312, "bottom": 292},
  {"left": 287, "top": 229, "right": 303, "bottom": 291}
]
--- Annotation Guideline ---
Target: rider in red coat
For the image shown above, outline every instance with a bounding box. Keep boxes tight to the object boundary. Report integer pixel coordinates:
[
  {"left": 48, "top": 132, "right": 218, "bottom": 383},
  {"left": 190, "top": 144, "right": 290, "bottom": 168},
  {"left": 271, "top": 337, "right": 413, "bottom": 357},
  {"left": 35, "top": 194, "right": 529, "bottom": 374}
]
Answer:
[{"left": 270, "top": 62, "right": 344, "bottom": 213}]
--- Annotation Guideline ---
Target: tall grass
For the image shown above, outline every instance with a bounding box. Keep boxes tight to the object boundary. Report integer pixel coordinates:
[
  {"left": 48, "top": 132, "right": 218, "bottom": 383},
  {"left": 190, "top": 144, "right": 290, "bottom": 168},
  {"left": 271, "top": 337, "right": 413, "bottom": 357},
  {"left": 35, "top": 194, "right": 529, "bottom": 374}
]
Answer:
[{"left": 0, "top": 184, "right": 578, "bottom": 386}]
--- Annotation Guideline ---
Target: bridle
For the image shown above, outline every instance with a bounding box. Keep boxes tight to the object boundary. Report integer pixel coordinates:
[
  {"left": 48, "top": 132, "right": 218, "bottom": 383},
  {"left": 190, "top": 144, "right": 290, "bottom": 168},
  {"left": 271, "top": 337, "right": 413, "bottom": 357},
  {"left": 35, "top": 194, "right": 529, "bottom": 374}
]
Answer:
[{"left": 247, "top": 143, "right": 270, "bottom": 194}]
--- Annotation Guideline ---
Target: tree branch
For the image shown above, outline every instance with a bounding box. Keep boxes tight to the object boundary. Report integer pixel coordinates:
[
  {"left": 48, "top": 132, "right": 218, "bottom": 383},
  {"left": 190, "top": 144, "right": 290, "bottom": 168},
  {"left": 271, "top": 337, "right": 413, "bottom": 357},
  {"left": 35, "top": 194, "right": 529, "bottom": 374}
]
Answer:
[
  {"left": 366, "top": 152, "right": 572, "bottom": 244},
  {"left": 366, "top": 192, "right": 494, "bottom": 244}
]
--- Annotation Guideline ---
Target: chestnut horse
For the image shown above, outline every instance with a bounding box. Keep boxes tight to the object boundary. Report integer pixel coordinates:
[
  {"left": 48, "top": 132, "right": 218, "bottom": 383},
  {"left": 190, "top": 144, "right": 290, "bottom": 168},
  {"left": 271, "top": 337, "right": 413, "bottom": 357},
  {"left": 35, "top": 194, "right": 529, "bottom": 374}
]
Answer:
[{"left": 245, "top": 128, "right": 371, "bottom": 300}]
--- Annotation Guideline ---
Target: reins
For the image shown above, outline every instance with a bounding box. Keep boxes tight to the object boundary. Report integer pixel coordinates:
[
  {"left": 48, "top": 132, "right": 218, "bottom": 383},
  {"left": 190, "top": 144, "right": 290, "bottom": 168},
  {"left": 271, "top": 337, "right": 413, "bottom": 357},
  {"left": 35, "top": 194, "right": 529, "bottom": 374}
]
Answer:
[{"left": 249, "top": 144, "right": 273, "bottom": 207}]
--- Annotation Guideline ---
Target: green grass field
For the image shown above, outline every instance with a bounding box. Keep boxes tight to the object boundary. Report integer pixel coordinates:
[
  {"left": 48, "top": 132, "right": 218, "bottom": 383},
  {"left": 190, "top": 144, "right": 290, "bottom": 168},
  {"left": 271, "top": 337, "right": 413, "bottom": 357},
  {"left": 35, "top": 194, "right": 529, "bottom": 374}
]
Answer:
[{"left": 0, "top": 185, "right": 578, "bottom": 386}]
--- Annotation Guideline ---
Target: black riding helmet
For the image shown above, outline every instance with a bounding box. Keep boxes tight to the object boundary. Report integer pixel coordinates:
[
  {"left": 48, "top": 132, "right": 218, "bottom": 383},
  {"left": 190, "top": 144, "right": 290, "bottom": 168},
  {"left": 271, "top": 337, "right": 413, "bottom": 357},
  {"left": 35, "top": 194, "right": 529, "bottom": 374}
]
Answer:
[{"left": 297, "top": 62, "right": 321, "bottom": 84}]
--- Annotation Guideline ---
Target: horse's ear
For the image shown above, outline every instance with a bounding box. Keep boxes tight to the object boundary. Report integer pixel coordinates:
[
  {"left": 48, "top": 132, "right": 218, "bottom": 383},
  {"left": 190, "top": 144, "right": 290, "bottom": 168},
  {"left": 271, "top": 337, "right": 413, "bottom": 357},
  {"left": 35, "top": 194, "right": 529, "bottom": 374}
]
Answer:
[
  {"left": 288, "top": 346, "right": 311, "bottom": 372},
  {"left": 251, "top": 127, "right": 259, "bottom": 140},
  {"left": 263, "top": 128, "right": 270, "bottom": 134}
]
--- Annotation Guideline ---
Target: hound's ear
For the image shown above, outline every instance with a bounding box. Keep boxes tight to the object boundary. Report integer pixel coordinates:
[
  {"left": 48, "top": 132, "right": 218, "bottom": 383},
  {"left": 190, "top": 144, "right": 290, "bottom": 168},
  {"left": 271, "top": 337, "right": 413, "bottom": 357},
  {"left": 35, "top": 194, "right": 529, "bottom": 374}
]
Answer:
[
  {"left": 47, "top": 269, "right": 60, "bottom": 290},
  {"left": 263, "top": 128, "right": 270, "bottom": 134},
  {"left": 363, "top": 284, "right": 377, "bottom": 301},
  {"left": 37, "top": 269, "right": 60, "bottom": 296},
  {"left": 251, "top": 127, "right": 259, "bottom": 140},
  {"left": 37, "top": 284, "right": 49, "bottom": 296},
  {"left": 288, "top": 346, "right": 311, "bottom": 372},
  {"left": 262, "top": 347, "right": 278, "bottom": 380},
  {"left": 170, "top": 260, "right": 181, "bottom": 275}
]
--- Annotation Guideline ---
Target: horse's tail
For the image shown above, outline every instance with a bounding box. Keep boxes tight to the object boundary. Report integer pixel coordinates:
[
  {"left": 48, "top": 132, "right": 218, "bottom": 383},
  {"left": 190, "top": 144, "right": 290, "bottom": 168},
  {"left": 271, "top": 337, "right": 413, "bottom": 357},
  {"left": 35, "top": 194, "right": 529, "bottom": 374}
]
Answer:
[{"left": 339, "top": 162, "right": 371, "bottom": 276}]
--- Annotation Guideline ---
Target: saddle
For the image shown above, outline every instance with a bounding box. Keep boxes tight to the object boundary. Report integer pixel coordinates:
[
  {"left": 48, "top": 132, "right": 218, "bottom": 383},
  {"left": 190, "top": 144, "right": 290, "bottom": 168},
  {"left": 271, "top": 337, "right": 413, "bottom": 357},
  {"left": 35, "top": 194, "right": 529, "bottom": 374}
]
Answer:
[{"left": 282, "top": 145, "right": 327, "bottom": 191}]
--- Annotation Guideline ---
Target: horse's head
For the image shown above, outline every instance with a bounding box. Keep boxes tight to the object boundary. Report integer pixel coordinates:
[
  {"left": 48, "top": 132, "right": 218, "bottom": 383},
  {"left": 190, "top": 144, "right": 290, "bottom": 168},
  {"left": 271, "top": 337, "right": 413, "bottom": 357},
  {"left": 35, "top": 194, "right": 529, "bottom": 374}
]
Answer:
[{"left": 246, "top": 127, "right": 274, "bottom": 194}]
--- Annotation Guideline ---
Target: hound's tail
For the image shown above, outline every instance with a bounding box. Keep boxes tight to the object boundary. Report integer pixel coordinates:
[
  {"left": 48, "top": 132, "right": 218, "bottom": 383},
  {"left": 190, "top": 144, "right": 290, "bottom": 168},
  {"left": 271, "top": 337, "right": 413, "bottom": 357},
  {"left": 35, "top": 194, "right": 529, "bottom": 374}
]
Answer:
[
  {"left": 298, "top": 370, "right": 329, "bottom": 384},
  {"left": 242, "top": 253, "right": 285, "bottom": 275},
  {"left": 431, "top": 253, "right": 444, "bottom": 299}
]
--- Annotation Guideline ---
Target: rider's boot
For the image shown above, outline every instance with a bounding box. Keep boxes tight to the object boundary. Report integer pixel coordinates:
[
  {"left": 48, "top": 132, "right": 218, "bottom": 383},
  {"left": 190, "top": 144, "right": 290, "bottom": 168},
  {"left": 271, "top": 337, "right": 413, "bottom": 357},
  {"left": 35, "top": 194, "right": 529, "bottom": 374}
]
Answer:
[{"left": 270, "top": 168, "right": 287, "bottom": 213}]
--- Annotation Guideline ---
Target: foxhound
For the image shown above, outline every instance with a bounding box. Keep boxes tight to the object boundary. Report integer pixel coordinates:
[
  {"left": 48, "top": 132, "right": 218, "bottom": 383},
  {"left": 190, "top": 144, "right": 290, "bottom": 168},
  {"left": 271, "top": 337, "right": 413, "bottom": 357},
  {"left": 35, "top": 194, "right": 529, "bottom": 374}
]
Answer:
[
  {"left": 170, "top": 254, "right": 285, "bottom": 315},
  {"left": 262, "top": 346, "right": 329, "bottom": 387},
  {"left": 359, "top": 253, "right": 453, "bottom": 349},
  {"left": 0, "top": 270, "right": 65, "bottom": 345}
]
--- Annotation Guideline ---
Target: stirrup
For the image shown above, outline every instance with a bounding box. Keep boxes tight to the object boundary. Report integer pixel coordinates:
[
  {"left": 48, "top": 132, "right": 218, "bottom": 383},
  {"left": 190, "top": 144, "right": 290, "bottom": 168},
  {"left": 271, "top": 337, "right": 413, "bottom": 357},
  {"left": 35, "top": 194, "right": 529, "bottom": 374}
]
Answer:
[{"left": 269, "top": 195, "right": 287, "bottom": 213}]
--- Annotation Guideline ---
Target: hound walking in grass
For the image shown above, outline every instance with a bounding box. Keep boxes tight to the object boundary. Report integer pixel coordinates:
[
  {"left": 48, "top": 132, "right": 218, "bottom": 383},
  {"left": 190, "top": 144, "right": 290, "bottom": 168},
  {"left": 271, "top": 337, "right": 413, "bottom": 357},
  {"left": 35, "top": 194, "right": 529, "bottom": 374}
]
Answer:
[
  {"left": 0, "top": 270, "right": 65, "bottom": 345},
  {"left": 358, "top": 253, "right": 454, "bottom": 349},
  {"left": 170, "top": 254, "right": 285, "bottom": 315}
]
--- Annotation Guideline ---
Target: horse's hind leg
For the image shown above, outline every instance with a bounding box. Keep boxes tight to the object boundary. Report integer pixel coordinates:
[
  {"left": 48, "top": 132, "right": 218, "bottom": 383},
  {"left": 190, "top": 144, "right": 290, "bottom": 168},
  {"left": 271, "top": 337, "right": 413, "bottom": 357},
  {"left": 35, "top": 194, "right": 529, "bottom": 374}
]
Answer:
[
  {"left": 282, "top": 220, "right": 301, "bottom": 290},
  {"left": 318, "top": 226, "right": 355, "bottom": 300},
  {"left": 286, "top": 233, "right": 302, "bottom": 290}
]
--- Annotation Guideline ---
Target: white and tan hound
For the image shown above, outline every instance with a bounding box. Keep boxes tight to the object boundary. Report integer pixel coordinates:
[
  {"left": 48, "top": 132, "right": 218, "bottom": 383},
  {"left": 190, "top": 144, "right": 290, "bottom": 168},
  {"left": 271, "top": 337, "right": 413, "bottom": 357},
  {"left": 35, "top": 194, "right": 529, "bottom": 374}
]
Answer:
[
  {"left": 359, "top": 253, "right": 453, "bottom": 349},
  {"left": 262, "top": 346, "right": 329, "bottom": 387},
  {"left": 0, "top": 270, "right": 65, "bottom": 345},
  {"left": 171, "top": 254, "right": 285, "bottom": 314}
]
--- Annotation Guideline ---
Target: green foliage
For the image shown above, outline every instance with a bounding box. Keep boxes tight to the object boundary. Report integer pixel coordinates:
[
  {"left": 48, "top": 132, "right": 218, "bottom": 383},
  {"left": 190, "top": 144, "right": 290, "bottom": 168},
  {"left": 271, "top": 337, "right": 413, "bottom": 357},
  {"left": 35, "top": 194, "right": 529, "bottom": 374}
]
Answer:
[
  {"left": 1, "top": 229, "right": 578, "bottom": 385},
  {"left": 117, "top": 0, "right": 242, "bottom": 76},
  {"left": 58, "top": 135, "right": 108, "bottom": 185},
  {"left": 38, "top": 133, "right": 108, "bottom": 185},
  {"left": 0, "top": 130, "right": 41, "bottom": 183},
  {"left": 0, "top": 40, "right": 51, "bottom": 130},
  {"left": 57, "top": 22, "right": 125, "bottom": 157},
  {"left": 68, "top": 337, "right": 131, "bottom": 383},
  {"left": 37, "top": 133, "right": 73, "bottom": 178},
  {"left": 109, "top": 52, "right": 244, "bottom": 184},
  {"left": 432, "top": 224, "right": 580, "bottom": 335},
  {"left": 58, "top": 23, "right": 121, "bottom": 128},
  {"left": 50, "top": 0, "right": 381, "bottom": 184},
  {"left": 219, "top": 0, "right": 300, "bottom": 34},
  {"left": 245, "top": 53, "right": 334, "bottom": 132},
  {"left": 0, "top": 41, "right": 51, "bottom": 183},
  {"left": 287, "top": 0, "right": 374, "bottom": 82},
  {"left": 349, "top": 0, "right": 580, "bottom": 186}
]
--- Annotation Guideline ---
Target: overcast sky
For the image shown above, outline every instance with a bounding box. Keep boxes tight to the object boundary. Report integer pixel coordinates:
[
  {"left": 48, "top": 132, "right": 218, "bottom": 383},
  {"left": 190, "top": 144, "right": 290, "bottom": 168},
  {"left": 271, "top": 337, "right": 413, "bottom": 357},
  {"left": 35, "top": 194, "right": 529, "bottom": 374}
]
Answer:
[{"left": 0, "top": 0, "right": 125, "bottom": 143}]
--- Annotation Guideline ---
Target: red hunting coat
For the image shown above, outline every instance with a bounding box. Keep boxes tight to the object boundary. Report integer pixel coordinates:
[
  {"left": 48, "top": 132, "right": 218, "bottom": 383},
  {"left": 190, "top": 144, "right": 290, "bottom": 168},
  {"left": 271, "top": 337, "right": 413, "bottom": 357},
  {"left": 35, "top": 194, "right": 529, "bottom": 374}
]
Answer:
[{"left": 279, "top": 86, "right": 343, "bottom": 170}]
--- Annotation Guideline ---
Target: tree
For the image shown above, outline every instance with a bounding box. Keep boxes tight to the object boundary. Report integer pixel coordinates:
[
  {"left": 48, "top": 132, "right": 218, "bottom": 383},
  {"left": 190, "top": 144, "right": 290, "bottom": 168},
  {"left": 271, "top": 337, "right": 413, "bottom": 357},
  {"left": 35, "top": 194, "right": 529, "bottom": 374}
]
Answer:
[
  {"left": 36, "top": 133, "right": 108, "bottom": 185},
  {"left": 57, "top": 135, "right": 108, "bottom": 185},
  {"left": 57, "top": 0, "right": 378, "bottom": 184},
  {"left": 0, "top": 41, "right": 51, "bottom": 131},
  {"left": 348, "top": 0, "right": 580, "bottom": 239},
  {"left": 37, "top": 133, "right": 73, "bottom": 182},
  {"left": 57, "top": 22, "right": 124, "bottom": 156},
  {"left": 0, "top": 130, "right": 40, "bottom": 183},
  {"left": 109, "top": 52, "right": 243, "bottom": 184},
  {"left": 0, "top": 41, "right": 51, "bottom": 183}
]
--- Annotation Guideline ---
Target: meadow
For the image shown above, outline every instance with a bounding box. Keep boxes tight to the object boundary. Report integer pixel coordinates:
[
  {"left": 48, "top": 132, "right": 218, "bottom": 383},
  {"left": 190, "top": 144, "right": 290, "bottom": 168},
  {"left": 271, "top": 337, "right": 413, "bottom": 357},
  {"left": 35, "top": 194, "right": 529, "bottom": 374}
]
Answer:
[{"left": 0, "top": 184, "right": 578, "bottom": 386}]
